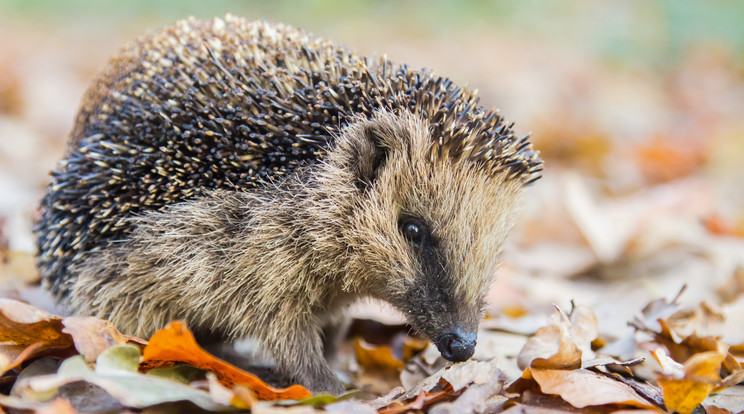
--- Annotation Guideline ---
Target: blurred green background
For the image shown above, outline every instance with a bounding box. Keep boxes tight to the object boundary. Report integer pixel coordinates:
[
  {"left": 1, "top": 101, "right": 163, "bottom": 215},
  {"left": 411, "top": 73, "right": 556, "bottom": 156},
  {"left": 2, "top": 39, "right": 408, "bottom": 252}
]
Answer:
[{"left": 0, "top": 0, "right": 743, "bottom": 253}]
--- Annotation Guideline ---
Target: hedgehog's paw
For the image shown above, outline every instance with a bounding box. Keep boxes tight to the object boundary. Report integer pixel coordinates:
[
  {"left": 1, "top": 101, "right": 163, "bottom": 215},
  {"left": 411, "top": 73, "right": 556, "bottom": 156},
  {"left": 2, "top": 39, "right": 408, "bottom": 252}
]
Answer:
[{"left": 299, "top": 365, "right": 344, "bottom": 395}]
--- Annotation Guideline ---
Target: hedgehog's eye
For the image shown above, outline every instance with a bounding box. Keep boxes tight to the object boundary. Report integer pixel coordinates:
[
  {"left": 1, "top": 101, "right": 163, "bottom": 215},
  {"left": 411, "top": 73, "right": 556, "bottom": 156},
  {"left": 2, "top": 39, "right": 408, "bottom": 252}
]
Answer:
[{"left": 400, "top": 219, "right": 426, "bottom": 247}]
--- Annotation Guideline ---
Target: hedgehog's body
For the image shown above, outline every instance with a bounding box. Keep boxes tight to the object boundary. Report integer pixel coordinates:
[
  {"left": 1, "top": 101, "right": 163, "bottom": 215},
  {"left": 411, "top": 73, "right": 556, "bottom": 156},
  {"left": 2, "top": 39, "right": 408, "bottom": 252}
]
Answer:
[{"left": 36, "top": 16, "right": 541, "bottom": 392}]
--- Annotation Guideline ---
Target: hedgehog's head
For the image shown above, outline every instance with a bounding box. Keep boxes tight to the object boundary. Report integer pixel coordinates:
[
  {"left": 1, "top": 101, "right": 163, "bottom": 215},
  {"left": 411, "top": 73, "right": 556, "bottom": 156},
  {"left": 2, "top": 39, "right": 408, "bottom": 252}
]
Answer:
[{"left": 326, "top": 109, "right": 541, "bottom": 363}]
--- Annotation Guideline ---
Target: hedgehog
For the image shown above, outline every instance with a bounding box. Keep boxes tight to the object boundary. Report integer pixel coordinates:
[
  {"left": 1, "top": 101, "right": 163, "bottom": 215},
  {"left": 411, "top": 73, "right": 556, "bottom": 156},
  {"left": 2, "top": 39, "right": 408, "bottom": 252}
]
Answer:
[{"left": 35, "top": 15, "right": 542, "bottom": 393}]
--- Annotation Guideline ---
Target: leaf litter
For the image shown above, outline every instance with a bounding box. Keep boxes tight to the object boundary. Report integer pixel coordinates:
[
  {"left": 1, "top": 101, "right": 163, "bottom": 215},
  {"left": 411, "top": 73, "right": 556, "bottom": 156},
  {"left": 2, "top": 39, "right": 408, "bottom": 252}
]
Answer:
[{"left": 2, "top": 4, "right": 744, "bottom": 413}]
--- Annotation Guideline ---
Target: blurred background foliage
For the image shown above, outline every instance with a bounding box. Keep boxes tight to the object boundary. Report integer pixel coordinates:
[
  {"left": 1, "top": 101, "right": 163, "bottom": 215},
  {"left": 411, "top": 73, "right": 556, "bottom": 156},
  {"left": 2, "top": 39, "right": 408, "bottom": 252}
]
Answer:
[{"left": 0, "top": 1, "right": 743, "bottom": 303}]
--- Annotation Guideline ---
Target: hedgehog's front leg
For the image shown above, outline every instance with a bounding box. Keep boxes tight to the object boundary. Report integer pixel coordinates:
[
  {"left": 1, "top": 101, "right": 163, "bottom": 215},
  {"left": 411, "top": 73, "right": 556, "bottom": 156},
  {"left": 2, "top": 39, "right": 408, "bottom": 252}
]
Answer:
[{"left": 262, "top": 312, "right": 344, "bottom": 394}]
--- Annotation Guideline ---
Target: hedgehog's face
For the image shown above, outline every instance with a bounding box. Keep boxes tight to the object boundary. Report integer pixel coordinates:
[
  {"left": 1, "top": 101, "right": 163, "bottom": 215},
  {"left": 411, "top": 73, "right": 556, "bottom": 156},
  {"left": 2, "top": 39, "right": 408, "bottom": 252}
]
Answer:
[{"left": 338, "top": 111, "right": 524, "bottom": 363}]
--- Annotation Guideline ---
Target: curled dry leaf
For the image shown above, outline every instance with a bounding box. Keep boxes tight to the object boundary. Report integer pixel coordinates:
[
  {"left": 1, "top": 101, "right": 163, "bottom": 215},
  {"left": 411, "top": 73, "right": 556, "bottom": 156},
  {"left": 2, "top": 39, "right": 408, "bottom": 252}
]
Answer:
[
  {"left": 0, "top": 299, "right": 73, "bottom": 374},
  {"left": 0, "top": 299, "right": 70, "bottom": 349},
  {"left": 653, "top": 345, "right": 731, "bottom": 414},
  {"left": 61, "top": 317, "right": 132, "bottom": 363},
  {"left": 517, "top": 304, "right": 597, "bottom": 370},
  {"left": 140, "top": 321, "right": 310, "bottom": 401},
  {"left": 629, "top": 286, "right": 685, "bottom": 333}
]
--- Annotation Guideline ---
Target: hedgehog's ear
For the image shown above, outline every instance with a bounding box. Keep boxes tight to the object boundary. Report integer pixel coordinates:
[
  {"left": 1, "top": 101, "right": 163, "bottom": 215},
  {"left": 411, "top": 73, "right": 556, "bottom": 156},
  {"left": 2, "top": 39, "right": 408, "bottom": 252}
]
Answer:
[{"left": 353, "top": 125, "right": 389, "bottom": 192}]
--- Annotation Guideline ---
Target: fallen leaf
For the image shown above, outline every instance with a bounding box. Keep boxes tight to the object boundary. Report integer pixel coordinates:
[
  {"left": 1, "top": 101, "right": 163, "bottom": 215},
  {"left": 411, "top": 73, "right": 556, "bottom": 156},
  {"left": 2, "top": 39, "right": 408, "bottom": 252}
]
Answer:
[
  {"left": 402, "top": 336, "right": 428, "bottom": 361},
  {"left": 630, "top": 286, "right": 685, "bottom": 333},
  {"left": 428, "top": 372, "right": 506, "bottom": 414},
  {"left": 634, "top": 136, "right": 707, "bottom": 184},
  {"left": 518, "top": 304, "right": 596, "bottom": 370},
  {"left": 61, "top": 317, "right": 132, "bottom": 363},
  {"left": 530, "top": 368, "right": 659, "bottom": 409},
  {"left": 0, "top": 299, "right": 74, "bottom": 373},
  {"left": 402, "top": 358, "right": 500, "bottom": 400},
  {"left": 703, "top": 386, "right": 744, "bottom": 413},
  {"left": 325, "top": 399, "right": 377, "bottom": 413},
  {"left": 0, "top": 342, "right": 43, "bottom": 375},
  {"left": 653, "top": 346, "right": 729, "bottom": 414},
  {"left": 378, "top": 388, "right": 456, "bottom": 414},
  {"left": 15, "top": 346, "right": 229, "bottom": 411},
  {"left": 0, "top": 299, "right": 71, "bottom": 349},
  {"left": 354, "top": 338, "right": 403, "bottom": 373},
  {"left": 141, "top": 321, "right": 310, "bottom": 400}
]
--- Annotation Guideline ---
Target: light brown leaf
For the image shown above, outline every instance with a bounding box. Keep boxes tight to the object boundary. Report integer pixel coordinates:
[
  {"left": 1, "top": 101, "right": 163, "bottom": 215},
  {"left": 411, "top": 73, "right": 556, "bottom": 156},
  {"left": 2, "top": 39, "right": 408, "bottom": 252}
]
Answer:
[
  {"left": 518, "top": 304, "right": 596, "bottom": 370},
  {"left": 61, "top": 317, "right": 132, "bottom": 363},
  {"left": 531, "top": 368, "right": 659, "bottom": 409},
  {"left": 0, "top": 299, "right": 70, "bottom": 348}
]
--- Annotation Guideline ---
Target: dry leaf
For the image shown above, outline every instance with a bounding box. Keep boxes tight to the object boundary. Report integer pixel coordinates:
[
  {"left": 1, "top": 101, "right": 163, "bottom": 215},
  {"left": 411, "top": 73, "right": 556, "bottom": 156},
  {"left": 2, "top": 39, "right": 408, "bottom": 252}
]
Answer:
[
  {"left": 653, "top": 346, "right": 729, "bottom": 414},
  {"left": 378, "top": 388, "right": 456, "bottom": 414},
  {"left": 354, "top": 338, "right": 404, "bottom": 373},
  {"left": 530, "top": 368, "right": 659, "bottom": 410},
  {"left": 0, "top": 299, "right": 70, "bottom": 349},
  {"left": 517, "top": 304, "right": 597, "bottom": 370},
  {"left": 61, "top": 317, "right": 132, "bottom": 363},
  {"left": 703, "top": 386, "right": 744, "bottom": 413},
  {"left": 635, "top": 136, "right": 707, "bottom": 184},
  {"left": 0, "top": 299, "right": 73, "bottom": 373},
  {"left": 140, "top": 321, "right": 310, "bottom": 400}
]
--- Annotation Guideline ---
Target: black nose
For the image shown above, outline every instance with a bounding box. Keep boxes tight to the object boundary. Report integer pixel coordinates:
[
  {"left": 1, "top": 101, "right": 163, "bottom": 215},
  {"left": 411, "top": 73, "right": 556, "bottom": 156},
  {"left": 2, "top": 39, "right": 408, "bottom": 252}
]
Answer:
[{"left": 436, "top": 330, "right": 476, "bottom": 362}]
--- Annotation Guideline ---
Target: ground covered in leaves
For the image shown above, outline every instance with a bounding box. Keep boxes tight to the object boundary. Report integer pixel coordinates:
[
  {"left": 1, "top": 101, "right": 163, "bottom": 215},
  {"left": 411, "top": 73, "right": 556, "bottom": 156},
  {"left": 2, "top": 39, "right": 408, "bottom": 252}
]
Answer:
[{"left": 1, "top": 2, "right": 744, "bottom": 413}]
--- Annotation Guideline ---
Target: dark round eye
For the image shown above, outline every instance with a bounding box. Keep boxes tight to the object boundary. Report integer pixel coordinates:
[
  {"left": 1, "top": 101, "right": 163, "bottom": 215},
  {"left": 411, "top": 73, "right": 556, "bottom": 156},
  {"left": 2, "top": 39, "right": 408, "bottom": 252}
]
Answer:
[{"left": 402, "top": 222, "right": 424, "bottom": 245}]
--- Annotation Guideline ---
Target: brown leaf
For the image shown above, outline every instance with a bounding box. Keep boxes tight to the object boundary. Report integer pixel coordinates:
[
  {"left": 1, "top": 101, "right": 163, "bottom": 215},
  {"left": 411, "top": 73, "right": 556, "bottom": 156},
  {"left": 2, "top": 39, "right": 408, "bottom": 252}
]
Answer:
[
  {"left": 378, "top": 388, "right": 456, "bottom": 414},
  {"left": 140, "top": 321, "right": 310, "bottom": 401},
  {"left": 531, "top": 368, "right": 659, "bottom": 410},
  {"left": 518, "top": 304, "right": 596, "bottom": 370},
  {"left": 0, "top": 299, "right": 70, "bottom": 349},
  {"left": 0, "top": 300, "right": 73, "bottom": 372},
  {"left": 61, "top": 317, "right": 132, "bottom": 363}
]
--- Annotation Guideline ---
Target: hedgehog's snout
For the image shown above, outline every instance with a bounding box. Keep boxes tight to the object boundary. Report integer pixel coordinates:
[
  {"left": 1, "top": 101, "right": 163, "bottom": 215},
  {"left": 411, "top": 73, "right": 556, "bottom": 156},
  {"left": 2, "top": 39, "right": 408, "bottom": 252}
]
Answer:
[{"left": 436, "top": 329, "right": 476, "bottom": 362}]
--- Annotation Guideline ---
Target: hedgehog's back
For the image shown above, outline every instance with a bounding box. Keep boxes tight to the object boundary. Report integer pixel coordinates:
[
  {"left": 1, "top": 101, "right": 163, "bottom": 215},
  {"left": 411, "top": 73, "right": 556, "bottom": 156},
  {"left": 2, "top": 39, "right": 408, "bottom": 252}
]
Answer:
[{"left": 36, "top": 16, "right": 383, "bottom": 296}]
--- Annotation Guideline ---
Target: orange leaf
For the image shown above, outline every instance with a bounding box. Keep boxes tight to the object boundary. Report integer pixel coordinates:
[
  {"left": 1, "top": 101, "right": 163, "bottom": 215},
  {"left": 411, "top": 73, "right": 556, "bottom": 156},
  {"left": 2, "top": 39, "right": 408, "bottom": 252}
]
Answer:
[
  {"left": 635, "top": 136, "right": 706, "bottom": 183},
  {"left": 354, "top": 338, "right": 404, "bottom": 373},
  {"left": 702, "top": 214, "right": 744, "bottom": 238},
  {"left": 140, "top": 321, "right": 310, "bottom": 401},
  {"left": 654, "top": 347, "right": 728, "bottom": 414}
]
